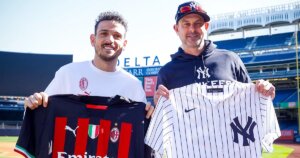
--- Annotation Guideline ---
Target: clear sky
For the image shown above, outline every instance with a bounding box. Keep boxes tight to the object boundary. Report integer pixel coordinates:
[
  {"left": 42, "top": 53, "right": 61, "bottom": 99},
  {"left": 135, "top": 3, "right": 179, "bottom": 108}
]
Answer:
[{"left": 0, "top": 0, "right": 298, "bottom": 64}]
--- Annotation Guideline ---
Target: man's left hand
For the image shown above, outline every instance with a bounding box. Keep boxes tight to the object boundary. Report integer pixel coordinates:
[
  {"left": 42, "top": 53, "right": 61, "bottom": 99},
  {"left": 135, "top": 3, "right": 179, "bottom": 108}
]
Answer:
[
  {"left": 145, "top": 102, "right": 154, "bottom": 119},
  {"left": 255, "top": 79, "right": 276, "bottom": 100}
]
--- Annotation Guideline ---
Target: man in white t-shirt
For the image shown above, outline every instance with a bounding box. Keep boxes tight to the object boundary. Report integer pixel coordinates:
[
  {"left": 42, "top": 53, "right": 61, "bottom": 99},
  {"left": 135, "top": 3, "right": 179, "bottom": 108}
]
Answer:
[{"left": 24, "top": 11, "right": 154, "bottom": 118}]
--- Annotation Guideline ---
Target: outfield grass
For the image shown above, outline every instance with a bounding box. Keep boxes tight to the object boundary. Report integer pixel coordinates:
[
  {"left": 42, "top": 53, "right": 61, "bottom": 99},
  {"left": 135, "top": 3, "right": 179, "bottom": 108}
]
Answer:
[
  {"left": 262, "top": 144, "right": 294, "bottom": 158},
  {"left": 0, "top": 137, "right": 295, "bottom": 158},
  {"left": 0, "top": 136, "right": 20, "bottom": 158},
  {"left": 0, "top": 136, "right": 18, "bottom": 142}
]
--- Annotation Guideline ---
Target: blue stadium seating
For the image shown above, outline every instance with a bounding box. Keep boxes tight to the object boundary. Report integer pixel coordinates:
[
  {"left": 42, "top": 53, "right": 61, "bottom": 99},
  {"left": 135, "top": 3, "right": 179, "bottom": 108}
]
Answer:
[
  {"left": 241, "top": 50, "right": 299, "bottom": 68},
  {"left": 0, "top": 100, "right": 24, "bottom": 111},
  {"left": 215, "top": 37, "right": 254, "bottom": 51},
  {"left": 215, "top": 32, "right": 296, "bottom": 51},
  {"left": 249, "top": 70, "right": 297, "bottom": 80},
  {"left": 254, "top": 32, "right": 293, "bottom": 48},
  {"left": 240, "top": 55, "right": 254, "bottom": 63},
  {"left": 284, "top": 91, "right": 298, "bottom": 102},
  {"left": 251, "top": 51, "right": 296, "bottom": 63},
  {"left": 279, "top": 120, "right": 298, "bottom": 131},
  {"left": 274, "top": 89, "right": 297, "bottom": 105}
]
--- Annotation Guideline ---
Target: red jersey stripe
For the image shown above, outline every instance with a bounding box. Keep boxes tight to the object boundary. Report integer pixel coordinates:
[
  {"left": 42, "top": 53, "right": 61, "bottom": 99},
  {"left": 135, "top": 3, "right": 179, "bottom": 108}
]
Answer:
[
  {"left": 86, "top": 104, "right": 108, "bottom": 110},
  {"left": 118, "top": 122, "right": 132, "bottom": 158},
  {"left": 74, "top": 118, "right": 89, "bottom": 155},
  {"left": 52, "top": 117, "right": 67, "bottom": 158},
  {"left": 96, "top": 119, "right": 111, "bottom": 157}
]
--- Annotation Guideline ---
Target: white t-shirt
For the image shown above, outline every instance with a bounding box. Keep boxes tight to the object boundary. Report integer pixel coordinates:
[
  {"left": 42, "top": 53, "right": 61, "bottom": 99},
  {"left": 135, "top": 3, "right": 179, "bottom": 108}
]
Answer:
[
  {"left": 145, "top": 82, "right": 280, "bottom": 158},
  {"left": 45, "top": 61, "right": 147, "bottom": 103}
]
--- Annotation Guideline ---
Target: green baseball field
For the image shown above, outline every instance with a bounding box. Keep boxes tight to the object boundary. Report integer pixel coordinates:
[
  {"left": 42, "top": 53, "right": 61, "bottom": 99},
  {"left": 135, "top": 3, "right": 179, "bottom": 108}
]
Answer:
[{"left": 0, "top": 136, "right": 298, "bottom": 158}]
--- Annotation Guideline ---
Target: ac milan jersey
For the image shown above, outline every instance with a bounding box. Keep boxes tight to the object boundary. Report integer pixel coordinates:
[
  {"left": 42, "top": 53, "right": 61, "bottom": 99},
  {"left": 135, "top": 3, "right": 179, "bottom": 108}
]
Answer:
[
  {"left": 15, "top": 95, "right": 147, "bottom": 158},
  {"left": 145, "top": 82, "right": 281, "bottom": 158}
]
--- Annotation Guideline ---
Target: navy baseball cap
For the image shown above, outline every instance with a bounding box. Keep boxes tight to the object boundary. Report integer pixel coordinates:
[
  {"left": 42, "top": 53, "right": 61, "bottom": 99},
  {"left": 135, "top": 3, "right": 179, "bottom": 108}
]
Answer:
[{"left": 175, "top": 1, "right": 210, "bottom": 23}]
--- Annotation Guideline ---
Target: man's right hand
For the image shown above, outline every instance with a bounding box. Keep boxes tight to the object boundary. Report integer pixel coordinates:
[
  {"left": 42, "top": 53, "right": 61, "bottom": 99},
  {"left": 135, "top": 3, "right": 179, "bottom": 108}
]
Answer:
[
  {"left": 153, "top": 85, "right": 169, "bottom": 106},
  {"left": 24, "top": 92, "right": 48, "bottom": 110}
]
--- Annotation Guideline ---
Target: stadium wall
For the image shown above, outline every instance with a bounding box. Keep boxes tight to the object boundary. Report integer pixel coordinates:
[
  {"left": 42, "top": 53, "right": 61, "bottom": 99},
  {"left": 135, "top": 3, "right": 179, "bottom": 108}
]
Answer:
[{"left": 0, "top": 51, "right": 73, "bottom": 136}]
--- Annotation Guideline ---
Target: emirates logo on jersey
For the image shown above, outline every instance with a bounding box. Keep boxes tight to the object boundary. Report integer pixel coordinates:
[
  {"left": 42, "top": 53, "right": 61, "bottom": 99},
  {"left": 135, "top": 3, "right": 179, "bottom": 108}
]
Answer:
[
  {"left": 79, "top": 77, "right": 88, "bottom": 91},
  {"left": 110, "top": 127, "right": 120, "bottom": 143}
]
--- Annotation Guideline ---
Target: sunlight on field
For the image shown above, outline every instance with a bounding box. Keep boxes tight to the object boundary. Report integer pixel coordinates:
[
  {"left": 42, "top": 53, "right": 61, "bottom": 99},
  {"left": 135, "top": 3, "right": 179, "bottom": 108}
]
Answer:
[
  {"left": 0, "top": 136, "right": 22, "bottom": 158},
  {"left": 262, "top": 144, "right": 294, "bottom": 158}
]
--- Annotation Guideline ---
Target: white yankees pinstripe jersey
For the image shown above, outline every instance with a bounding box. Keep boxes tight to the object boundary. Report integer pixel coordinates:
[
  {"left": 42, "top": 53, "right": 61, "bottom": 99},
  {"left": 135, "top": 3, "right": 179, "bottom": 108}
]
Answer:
[{"left": 145, "top": 82, "right": 281, "bottom": 158}]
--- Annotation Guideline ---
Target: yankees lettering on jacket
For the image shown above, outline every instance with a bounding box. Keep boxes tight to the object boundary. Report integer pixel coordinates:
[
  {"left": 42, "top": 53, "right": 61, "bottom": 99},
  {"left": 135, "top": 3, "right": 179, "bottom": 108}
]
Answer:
[
  {"left": 15, "top": 95, "right": 147, "bottom": 158},
  {"left": 145, "top": 82, "right": 281, "bottom": 158}
]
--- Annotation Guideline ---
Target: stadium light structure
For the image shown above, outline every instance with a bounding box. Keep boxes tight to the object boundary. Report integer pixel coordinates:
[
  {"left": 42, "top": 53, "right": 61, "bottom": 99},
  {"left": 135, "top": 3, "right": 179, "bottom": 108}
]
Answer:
[{"left": 296, "top": 23, "right": 300, "bottom": 135}]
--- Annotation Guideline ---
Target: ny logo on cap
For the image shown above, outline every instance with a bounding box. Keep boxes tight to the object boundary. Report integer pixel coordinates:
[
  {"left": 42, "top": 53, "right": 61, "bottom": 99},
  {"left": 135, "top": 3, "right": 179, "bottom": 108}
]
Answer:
[{"left": 190, "top": 2, "right": 198, "bottom": 9}]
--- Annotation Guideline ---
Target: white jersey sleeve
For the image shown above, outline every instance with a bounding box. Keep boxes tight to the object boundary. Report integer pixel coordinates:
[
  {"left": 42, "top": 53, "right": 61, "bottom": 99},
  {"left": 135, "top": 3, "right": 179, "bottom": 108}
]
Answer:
[
  {"left": 145, "top": 96, "right": 171, "bottom": 156},
  {"left": 261, "top": 94, "right": 281, "bottom": 152}
]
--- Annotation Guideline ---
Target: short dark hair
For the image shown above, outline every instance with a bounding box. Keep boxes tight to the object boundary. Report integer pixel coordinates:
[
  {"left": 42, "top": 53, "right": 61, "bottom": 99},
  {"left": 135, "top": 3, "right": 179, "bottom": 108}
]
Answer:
[{"left": 94, "top": 11, "right": 128, "bottom": 35}]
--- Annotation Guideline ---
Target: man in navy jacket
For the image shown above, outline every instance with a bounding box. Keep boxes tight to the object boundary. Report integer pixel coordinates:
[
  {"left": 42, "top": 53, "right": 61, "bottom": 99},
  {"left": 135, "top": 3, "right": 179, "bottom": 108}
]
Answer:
[{"left": 154, "top": 1, "right": 275, "bottom": 104}]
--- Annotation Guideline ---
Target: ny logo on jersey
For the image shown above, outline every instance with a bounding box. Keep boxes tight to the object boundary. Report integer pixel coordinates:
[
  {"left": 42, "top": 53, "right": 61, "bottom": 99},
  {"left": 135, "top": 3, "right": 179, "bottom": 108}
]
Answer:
[
  {"left": 196, "top": 66, "right": 210, "bottom": 79},
  {"left": 230, "top": 116, "right": 257, "bottom": 146}
]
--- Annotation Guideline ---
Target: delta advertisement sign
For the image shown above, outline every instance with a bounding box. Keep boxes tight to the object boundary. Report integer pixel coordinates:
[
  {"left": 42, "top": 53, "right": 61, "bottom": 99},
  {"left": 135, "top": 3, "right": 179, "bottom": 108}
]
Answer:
[
  {"left": 119, "top": 55, "right": 166, "bottom": 98},
  {"left": 117, "top": 55, "right": 168, "bottom": 68}
]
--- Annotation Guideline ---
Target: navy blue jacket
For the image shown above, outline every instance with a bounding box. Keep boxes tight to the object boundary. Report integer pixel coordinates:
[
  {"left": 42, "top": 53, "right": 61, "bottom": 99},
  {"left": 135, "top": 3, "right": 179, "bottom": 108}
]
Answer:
[{"left": 157, "top": 40, "right": 251, "bottom": 90}]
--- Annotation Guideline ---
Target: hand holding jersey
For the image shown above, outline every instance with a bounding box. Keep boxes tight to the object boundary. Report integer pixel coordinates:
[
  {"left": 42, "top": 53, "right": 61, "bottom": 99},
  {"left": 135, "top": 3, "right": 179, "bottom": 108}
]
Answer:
[
  {"left": 24, "top": 92, "right": 154, "bottom": 119},
  {"left": 255, "top": 79, "right": 276, "bottom": 100},
  {"left": 24, "top": 92, "right": 48, "bottom": 109},
  {"left": 154, "top": 80, "right": 276, "bottom": 106},
  {"left": 153, "top": 85, "right": 169, "bottom": 105}
]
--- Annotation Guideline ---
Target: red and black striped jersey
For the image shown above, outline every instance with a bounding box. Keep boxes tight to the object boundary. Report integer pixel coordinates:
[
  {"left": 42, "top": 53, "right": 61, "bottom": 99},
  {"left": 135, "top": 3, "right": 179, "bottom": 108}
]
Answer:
[{"left": 15, "top": 95, "right": 147, "bottom": 158}]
